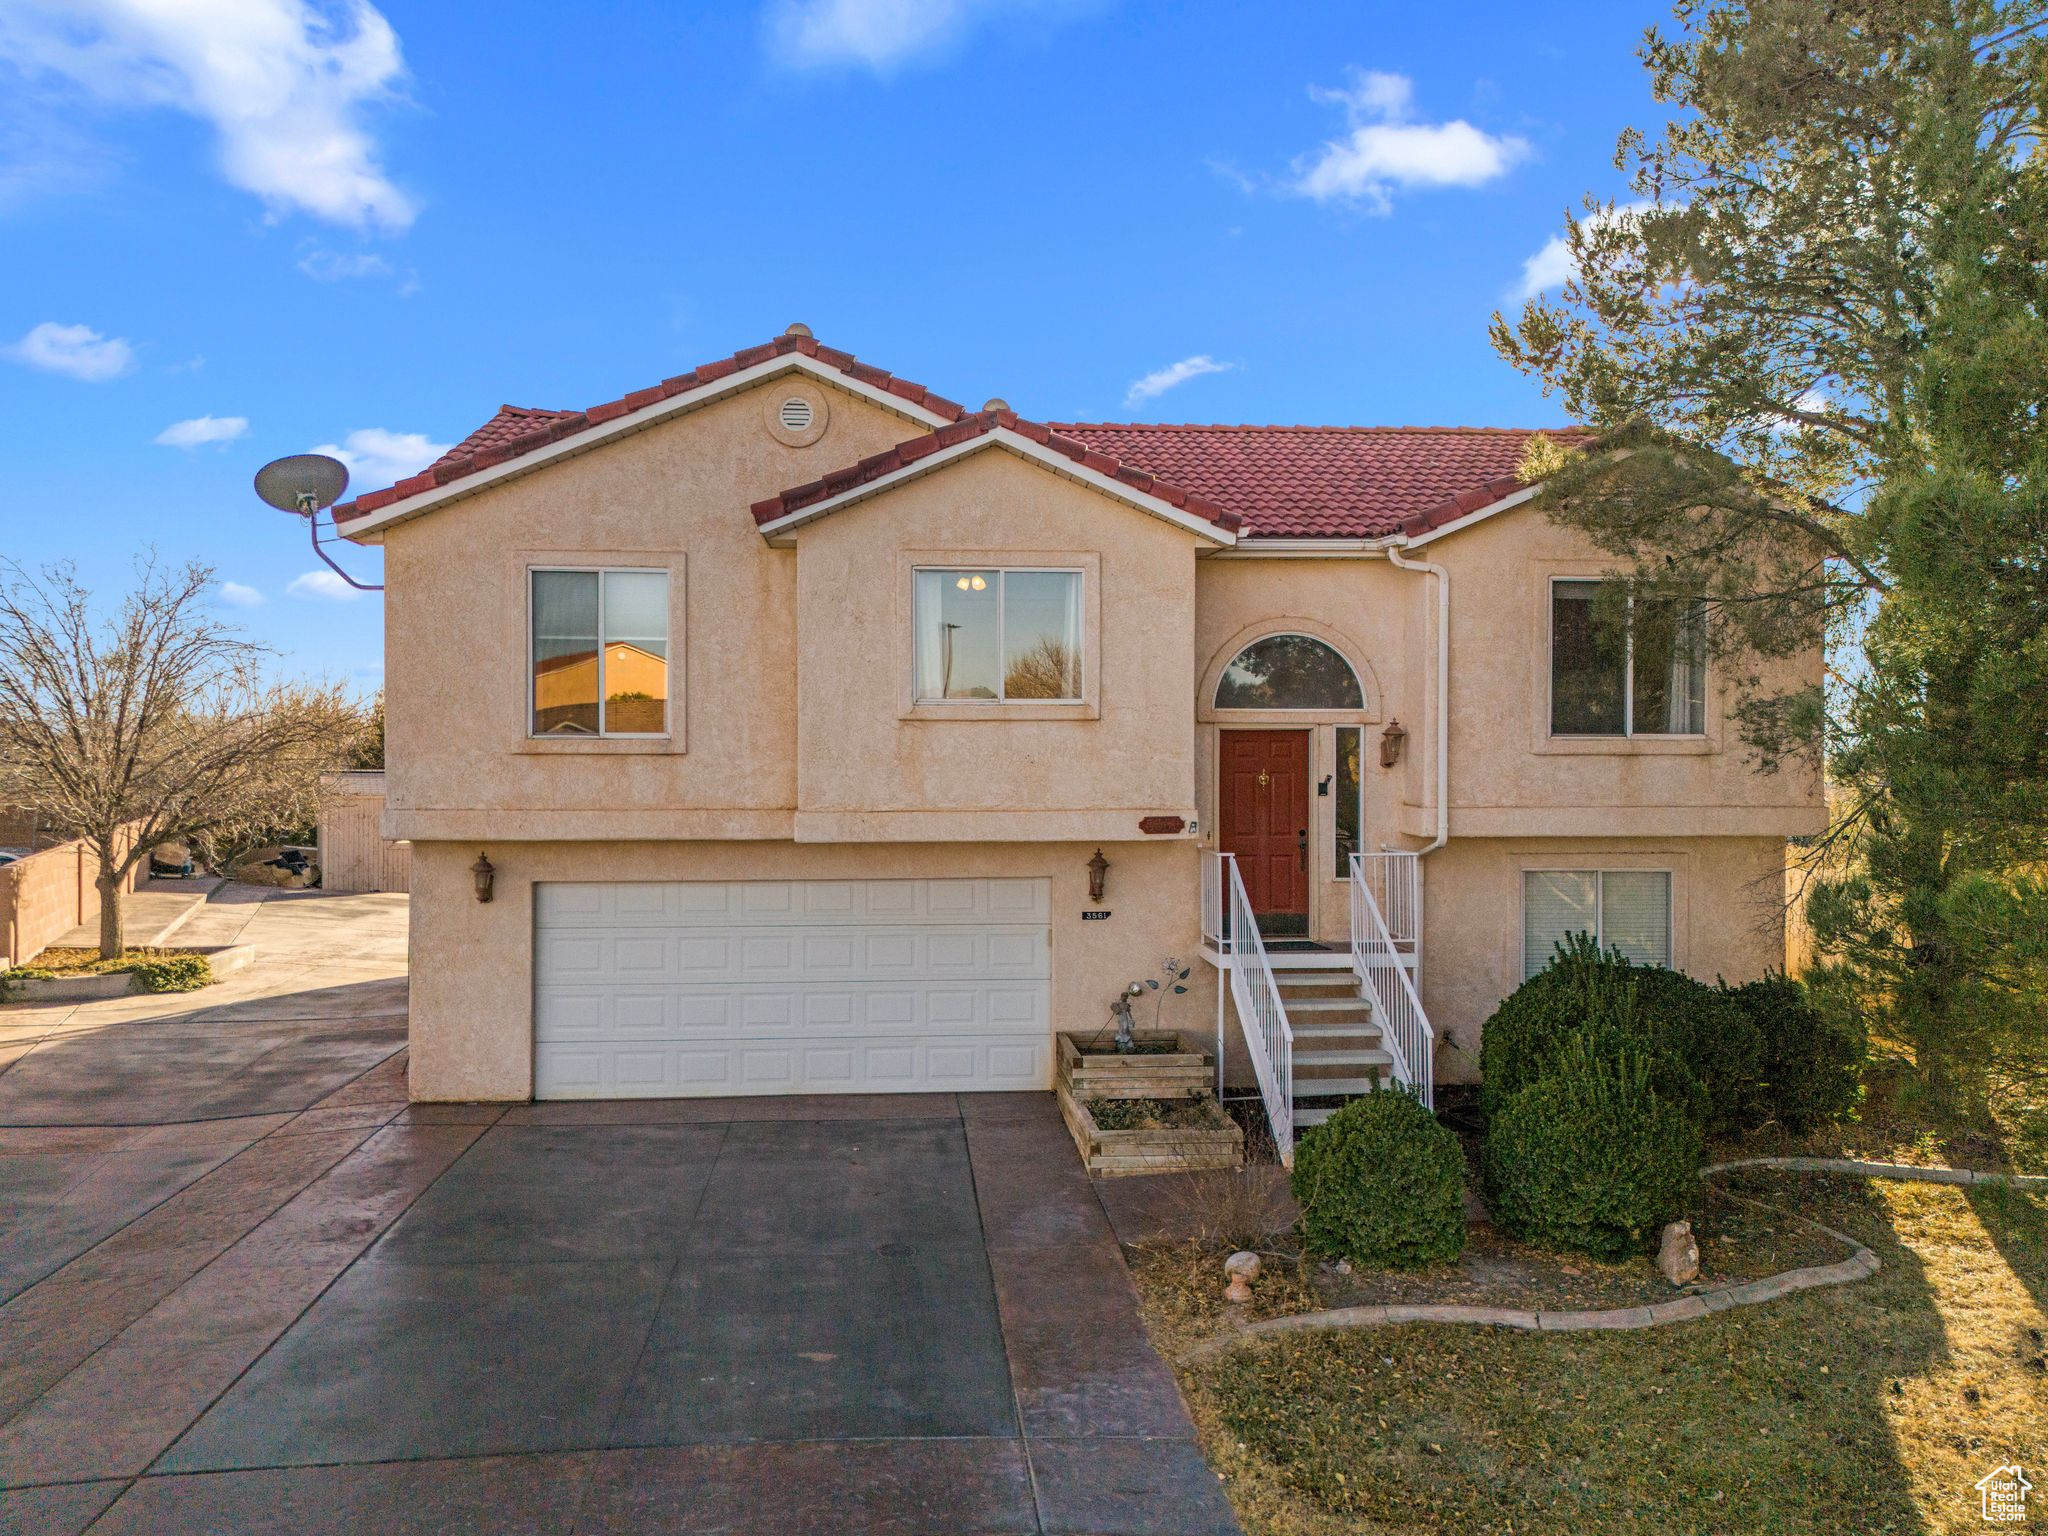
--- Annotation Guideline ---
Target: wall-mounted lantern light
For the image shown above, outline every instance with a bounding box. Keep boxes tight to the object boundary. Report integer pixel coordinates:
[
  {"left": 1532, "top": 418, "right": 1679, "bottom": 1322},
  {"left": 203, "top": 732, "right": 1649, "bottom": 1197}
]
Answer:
[
  {"left": 1380, "top": 719, "right": 1409, "bottom": 768},
  {"left": 1087, "top": 848, "right": 1109, "bottom": 904},
  {"left": 471, "top": 851, "right": 496, "bottom": 904}
]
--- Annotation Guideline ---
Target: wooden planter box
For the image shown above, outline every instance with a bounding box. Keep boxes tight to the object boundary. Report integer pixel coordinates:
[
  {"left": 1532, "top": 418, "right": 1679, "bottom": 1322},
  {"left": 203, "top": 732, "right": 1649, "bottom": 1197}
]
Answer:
[
  {"left": 1055, "top": 1030, "right": 1212, "bottom": 1101},
  {"left": 1057, "top": 1087, "right": 1245, "bottom": 1177}
]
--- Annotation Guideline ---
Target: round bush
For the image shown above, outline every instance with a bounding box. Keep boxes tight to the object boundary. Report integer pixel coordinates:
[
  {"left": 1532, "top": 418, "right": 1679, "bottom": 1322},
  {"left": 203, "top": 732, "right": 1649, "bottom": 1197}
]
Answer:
[
  {"left": 1478, "top": 941, "right": 1702, "bottom": 1124},
  {"left": 1483, "top": 1034, "right": 1702, "bottom": 1259},
  {"left": 1724, "top": 972, "right": 1862, "bottom": 1131},
  {"left": 1291, "top": 1089, "right": 1466, "bottom": 1269},
  {"left": 1479, "top": 939, "right": 1763, "bottom": 1136}
]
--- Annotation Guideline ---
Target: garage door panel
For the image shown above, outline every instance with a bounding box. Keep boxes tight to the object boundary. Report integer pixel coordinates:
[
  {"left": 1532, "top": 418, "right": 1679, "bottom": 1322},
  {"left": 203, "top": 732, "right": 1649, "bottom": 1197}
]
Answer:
[
  {"left": 532, "top": 1034, "right": 1053, "bottom": 1099},
  {"left": 537, "top": 980, "right": 1048, "bottom": 1039},
  {"left": 536, "top": 879, "right": 1051, "bottom": 929},
  {"left": 540, "top": 929, "right": 1048, "bottom": 986},
  {"left": 535, "top": 878, "right": 1050, "bottom": 1099}
]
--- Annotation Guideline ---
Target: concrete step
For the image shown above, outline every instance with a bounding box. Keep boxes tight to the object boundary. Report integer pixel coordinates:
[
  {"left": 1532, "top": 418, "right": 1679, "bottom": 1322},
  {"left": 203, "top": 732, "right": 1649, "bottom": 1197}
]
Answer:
[
  {"left": 1292, "top": 1075, "right": 1388, "bottom": 1099},
  {"left": 1294, "top": 1048, "right": 1393, "bottom": 1069},
  {"left": 1284, "top": 995, "right": 1371, "bottom": 1013},
  {"left": 1291, "top": 1022, "right": 1383, "bottom": 1040},
  {"left": 1275, "top": 968, "right": 1355, "bottom": 988}
]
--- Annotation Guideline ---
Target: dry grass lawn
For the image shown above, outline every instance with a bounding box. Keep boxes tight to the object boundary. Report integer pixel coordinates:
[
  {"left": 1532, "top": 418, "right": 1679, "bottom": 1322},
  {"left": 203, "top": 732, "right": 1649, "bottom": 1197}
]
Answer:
[{"left": 1141, "top": 1173, "right": 2047, "bottom": 1535}]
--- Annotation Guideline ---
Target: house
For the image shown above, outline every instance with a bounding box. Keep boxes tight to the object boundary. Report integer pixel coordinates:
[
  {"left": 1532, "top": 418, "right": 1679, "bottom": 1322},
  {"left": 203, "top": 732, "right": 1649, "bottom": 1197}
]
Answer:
[{"left": 335, "top": 327, "right": 1822, "bottom": 1157}]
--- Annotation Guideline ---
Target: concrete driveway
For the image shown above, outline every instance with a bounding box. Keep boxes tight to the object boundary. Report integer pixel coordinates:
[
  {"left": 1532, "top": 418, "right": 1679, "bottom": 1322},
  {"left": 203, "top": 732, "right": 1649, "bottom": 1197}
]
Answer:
[{"left": 0, "top": 890, "right": 1237, "bottom": 1536}]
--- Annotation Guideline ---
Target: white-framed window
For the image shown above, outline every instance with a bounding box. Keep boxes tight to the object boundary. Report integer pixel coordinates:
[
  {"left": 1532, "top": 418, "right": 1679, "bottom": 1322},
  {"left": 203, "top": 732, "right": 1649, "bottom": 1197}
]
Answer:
[
  {"left": 529, "top": 567, "right": 670, "bottom": 737},
  {"left": 1550, "top": 578, "right": 1706, "bottom": 736},
  {"left": 1523, "top": 869, "right": 1673, "bottom": 979},
  {"left": 1215, "top": 633, "right": 1365, "bottom": 711},
  {"left": 1333, "top": 725, "right": 1364, "bottom": 873},
  {"left": 913, "top": 567, "right": 1083, "bottom": 703}
]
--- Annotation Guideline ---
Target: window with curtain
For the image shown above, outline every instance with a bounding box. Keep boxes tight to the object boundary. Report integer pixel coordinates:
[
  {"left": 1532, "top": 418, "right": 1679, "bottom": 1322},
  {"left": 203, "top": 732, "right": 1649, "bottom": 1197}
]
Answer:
[
  {"left": 530, "top": 568, "right": 669, "bottom": 736},
  {"left": 912, "top": 568, "right": 1082, "bottom": 702},
  {"left": 1522, "top": 869, "right": 1672, "bottom": 979},
  {"left": 1214, "top": 633, "right": 1364, "bottom": 710},
  {"left": 1550, "top": 580, "right": 1706, "bottom": 736},
  {"left": 1334, "top": 725, "right": 1363, "bottom": 873}
]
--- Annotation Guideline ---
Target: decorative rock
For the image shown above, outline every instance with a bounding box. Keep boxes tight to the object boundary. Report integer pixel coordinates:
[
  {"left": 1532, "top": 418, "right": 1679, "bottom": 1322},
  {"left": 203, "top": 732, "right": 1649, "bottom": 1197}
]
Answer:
[
  {"left": 1224, "top": 1250, "right": 1261, "bottom": 1303},
  {"left": 1658, "top": 1220, "right": 1700, "bottom": 1286}
]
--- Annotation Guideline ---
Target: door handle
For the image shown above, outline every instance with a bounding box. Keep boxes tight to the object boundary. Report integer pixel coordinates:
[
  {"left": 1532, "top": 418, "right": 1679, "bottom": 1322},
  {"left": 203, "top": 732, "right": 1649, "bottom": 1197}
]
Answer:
[{"left": 1298, "top": 829, "right": 1308, "bottom": 870}]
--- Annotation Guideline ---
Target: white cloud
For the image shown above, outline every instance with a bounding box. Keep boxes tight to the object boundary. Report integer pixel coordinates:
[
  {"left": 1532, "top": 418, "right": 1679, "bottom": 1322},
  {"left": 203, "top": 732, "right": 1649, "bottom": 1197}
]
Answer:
[
  {"left": 297, "top": 247, "right": 393, "bottom": 281},
  {"left": 287, "top": 569, "right": 360, "bottom": 601},
  {"left": 1124, "top": 355, "right": 1234, "bottom": 408},
  {"left": 155, "top": 413, "right": 249, "bottom": 448},
  {"left": 1511, "top": 201, "right": 1655, "bottom": 301},
  {"left": 767, "top": 0, "right": 1082, "bottom": 70},
  {"left": 3, "top": 320, "right": 135, "bottom": 380},
  {"left": 312, "top": 426, "right": 450, "bottom": 491},
  {"left": 770, "top": 0, "right": 963, "bottom": 67},
  {"left": 216, "top": 580, "right": 265, "bottom": 607},
  {"left": 1290, "top": 69, "right": 1529, "bottom": 211},
  {"left": 0, "top": 0, "right": 417, "bottom": 231}
]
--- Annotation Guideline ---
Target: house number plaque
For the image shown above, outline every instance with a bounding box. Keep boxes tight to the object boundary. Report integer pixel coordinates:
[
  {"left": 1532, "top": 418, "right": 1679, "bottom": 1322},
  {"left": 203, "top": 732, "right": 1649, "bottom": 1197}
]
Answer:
[{"left": 1081, "top": 910, "right": 1111, "bottom": 921}]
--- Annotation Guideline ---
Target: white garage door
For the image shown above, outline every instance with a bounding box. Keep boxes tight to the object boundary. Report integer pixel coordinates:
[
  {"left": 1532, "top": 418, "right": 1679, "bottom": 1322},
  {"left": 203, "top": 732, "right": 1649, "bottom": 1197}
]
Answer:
[{"left": 533, "top": 878, "right": 1052, "bottom": 1098}]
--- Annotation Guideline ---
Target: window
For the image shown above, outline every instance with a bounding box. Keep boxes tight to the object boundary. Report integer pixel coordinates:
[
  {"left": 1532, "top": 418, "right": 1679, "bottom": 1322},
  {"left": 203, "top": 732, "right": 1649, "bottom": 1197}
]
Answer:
[
  {"left": 1215, "top": 634, "right": 1364, "bottom": 710},
  {"left": 1522, "top": 869, "right": 1672, "bottom": 979},
  {"left": 530, "top": 569, "right": 669, "bottom": 736},
  {"left": 1550, "top": 580, "right": 1706, "bottom": 736},
  {"left": 913, "top": 568, "right": 1082, "bottom": 702},
  {"left": 1334, "top": 725, "right": 1363, "bottom": 873}
]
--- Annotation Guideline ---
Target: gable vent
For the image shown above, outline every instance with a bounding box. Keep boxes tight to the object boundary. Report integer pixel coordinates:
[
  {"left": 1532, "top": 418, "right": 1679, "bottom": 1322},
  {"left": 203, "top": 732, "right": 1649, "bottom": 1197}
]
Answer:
[{"left": 778, "top": 398, "right": 815, "bottom": 432}]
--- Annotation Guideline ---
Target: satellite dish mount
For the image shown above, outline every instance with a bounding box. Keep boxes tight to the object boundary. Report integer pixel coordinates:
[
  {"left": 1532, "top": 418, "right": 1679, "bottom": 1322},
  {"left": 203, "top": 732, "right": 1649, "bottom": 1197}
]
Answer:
[{"left": 252, "top": 454, "right": 382, "bottom": 592}]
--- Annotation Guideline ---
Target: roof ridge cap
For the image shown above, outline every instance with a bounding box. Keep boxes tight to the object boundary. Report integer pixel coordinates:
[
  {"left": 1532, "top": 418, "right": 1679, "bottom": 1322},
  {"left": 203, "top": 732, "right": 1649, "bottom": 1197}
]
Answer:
[{"left": 1048, "top": 421, "right": 1584, "bottom": 434}]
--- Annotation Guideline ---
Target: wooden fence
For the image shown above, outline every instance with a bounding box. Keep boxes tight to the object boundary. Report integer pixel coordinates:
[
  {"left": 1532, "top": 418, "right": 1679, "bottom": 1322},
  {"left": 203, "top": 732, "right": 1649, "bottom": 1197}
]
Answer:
[{"left": 317, "top": 772, "right": 410, "bottom": 894}]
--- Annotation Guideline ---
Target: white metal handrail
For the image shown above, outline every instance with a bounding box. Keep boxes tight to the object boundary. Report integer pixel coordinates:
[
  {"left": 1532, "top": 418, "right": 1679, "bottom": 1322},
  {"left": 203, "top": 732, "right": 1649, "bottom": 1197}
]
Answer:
[
  {"left": 1354, "top": 851, "right": 1420, "bottom": 949},
  {"left": 1200, "top": 848, "right": 1230, "bottom": 953},
  {"left": 1349, "top": 853, "right": 1435, "bottom": 1110},
  {"left": 1219, "top": 853, "right": 1295, "bottom": 1164}
]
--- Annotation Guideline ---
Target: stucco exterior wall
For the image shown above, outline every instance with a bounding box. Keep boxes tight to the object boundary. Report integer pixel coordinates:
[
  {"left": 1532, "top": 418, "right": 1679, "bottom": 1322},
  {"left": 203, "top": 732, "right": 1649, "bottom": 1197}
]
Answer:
[
  {"left": 375, "top": 377, "right": 924, "bottom": 843},
  {"left": 406, "top": 836, "right": 1211, "bottom": 1102},
  {"left": 1416, "top": 833, "right": 1790, "bottom": 1082},
  {"left": 790, "top": 447, "right": 1203, "bottom": 842},
  {"left": 1422, "top": 510, "right": 1825, "bottom": 838}
]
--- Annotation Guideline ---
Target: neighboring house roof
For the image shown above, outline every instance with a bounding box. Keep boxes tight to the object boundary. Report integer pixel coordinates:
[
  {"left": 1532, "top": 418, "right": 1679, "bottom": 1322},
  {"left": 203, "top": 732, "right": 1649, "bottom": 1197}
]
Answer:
[
  {"left": 748, "top": 410, "right": 1243, "bottom": 542},
  {"left": 333, "top": 331, "right": 968, "bottom": 527},
  {"left": 1047, "top": 423, "right": 1589, "bottom": 539}
]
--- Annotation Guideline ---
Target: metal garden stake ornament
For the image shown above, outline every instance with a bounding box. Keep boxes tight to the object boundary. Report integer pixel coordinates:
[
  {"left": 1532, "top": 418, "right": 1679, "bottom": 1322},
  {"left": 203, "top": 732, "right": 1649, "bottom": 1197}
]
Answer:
[{"left": 1108, "top": 958, "right": 1192, "bottom": 1053}]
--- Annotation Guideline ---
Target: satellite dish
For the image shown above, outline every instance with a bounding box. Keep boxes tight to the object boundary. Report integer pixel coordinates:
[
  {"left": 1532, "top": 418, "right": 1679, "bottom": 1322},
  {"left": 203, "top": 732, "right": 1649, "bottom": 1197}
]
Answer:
[{"left": 254, "top": 454, "right": 349, "bottom": 515}]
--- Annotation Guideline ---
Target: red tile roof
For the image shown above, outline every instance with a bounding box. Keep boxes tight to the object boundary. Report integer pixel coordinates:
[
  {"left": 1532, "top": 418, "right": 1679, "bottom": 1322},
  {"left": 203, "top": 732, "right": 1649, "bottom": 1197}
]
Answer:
[
  {"left": 1046, "top": 423, "right": 1588, "bottom": 539},
  {"left": 749, "top": 410, "right": 1242, "bottom": 535},
  {"left": 333, "top": 333, "right": 967, "bottom": 523},
  {"left": 429, "top": 405, "right": 580, "bottom": 470}
]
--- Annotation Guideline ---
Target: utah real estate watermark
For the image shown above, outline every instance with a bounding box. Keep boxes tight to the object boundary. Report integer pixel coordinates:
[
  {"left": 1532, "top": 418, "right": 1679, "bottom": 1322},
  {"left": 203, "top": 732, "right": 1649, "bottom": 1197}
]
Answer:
[{"left": 1976, "top": 1464, "right": 2033, "bottom": 1525}]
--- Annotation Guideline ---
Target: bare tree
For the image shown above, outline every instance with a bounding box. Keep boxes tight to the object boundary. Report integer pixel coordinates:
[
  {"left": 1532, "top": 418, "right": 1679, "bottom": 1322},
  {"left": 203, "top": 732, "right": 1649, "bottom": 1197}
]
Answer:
[{"left": 0, "top": 558, "right": 359, "bottom": 957}]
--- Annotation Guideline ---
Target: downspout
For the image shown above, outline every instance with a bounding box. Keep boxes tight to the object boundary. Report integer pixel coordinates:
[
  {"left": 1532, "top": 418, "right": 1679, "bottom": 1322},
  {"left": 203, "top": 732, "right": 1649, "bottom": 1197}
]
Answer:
[{"left": 1386, "top": 541, "right": 1449, "bottom": 854}]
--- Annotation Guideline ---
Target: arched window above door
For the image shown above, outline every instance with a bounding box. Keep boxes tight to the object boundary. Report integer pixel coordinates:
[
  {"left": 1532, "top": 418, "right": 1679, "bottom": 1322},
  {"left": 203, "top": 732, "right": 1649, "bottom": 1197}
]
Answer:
[{"left": 1214, "top": 633, "right": 1364, "bottom": 711}]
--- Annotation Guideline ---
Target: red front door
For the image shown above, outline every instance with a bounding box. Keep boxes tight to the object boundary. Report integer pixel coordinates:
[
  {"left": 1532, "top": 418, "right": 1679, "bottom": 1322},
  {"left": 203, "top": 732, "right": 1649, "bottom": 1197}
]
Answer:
[{"left": 1219, "top": 730, "right": 1310, "bottom": 936}]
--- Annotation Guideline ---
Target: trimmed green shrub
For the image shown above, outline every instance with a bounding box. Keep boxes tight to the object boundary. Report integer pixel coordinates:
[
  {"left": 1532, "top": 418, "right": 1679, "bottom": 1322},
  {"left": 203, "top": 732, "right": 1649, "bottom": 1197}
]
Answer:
[
  {"left": 129, "top": 955, "right": 212, "bottom": 993},
  {"left": 1479, "top": 937, "right": 1763, "bottom": 1136},
  {"left": 1723, "top": 971, "right": 1862, "bottom": 1131},
  {"left": 1291, "top": 1089, "right": 1466, "bottom": 1269},
  {"left": 1484, "top": 1032, "right": 1702, "bottom": 1259},
  {"left": 1479, "top": 938, "right": 1699, "bottom": 1123}
]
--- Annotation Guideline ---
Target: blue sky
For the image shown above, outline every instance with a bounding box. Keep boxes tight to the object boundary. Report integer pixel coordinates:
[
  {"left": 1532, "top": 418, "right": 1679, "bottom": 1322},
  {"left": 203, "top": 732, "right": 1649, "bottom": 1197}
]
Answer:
[{"left": 0, "top": 0, "right": 1666, "bottom": 688}]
